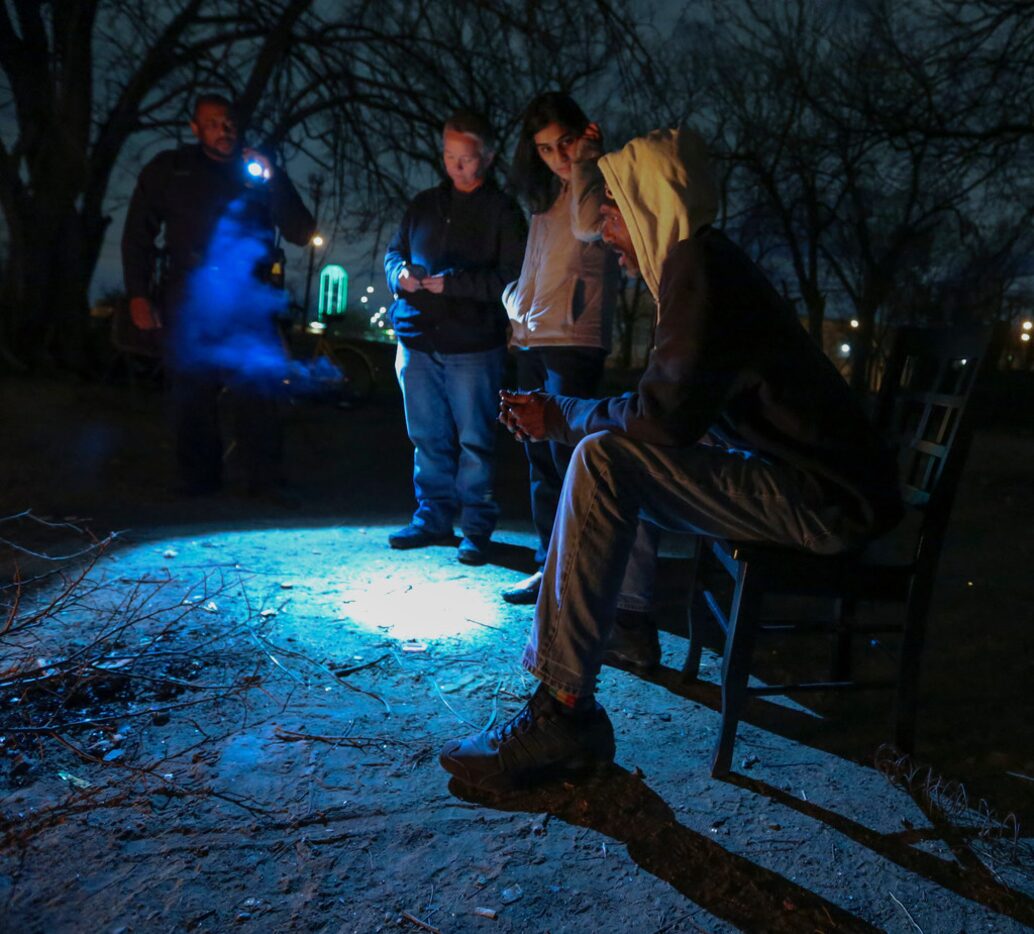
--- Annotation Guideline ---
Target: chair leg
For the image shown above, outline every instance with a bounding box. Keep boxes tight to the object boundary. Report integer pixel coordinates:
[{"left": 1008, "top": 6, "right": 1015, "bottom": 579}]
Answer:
[
  {"left": 895, "top": 585, "right": 933, "bottom": 753},
  {"left": 710, "top": 562, "right": 761, "bottom": 778},
  {"left": 682, "top": 538, "right": 704, "bottom": 681}
]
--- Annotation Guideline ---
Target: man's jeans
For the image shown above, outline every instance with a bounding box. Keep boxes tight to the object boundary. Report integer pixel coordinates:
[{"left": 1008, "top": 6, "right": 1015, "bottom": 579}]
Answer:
[
  {"left": 515, "top": 346, "right": 606, "bottom": 565},
  {"left": 396, "top": 343, "right": 506, "bottom": 538},
  {"left": 523, "top": 430, "right": 864, "bottom": 697}
]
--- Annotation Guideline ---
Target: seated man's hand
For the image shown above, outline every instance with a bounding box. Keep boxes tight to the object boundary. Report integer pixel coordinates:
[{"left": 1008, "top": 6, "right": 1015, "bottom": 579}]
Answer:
[
  {"left": 130, "top": 296, "right": 161, "bottom": 330},
  {"left": 499, "top": 389, "right": 553, "bottom": 442},
  {"left": 420, "top": 274, "right": 446, "bottom": 294},
  {"left": 397, "top": 267, "right": 422, "bottom": 293}
]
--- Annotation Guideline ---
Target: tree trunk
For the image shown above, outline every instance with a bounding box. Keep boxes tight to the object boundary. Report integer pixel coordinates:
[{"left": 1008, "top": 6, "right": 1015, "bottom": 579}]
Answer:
[
  {"left": 0, "top": 199, "right": 98, "bottom": 369},
  {"left": 803, "top": 286, "right": 826, "bottom": 345},
  {"left": 849, "top": 306, "right": 878, "bottom": 394}
]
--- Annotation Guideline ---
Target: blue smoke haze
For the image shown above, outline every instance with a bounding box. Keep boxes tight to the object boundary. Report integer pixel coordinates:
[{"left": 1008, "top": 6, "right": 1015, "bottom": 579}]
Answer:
[{"left": 174, "top": 197, "right": 289, "bottom": 382}]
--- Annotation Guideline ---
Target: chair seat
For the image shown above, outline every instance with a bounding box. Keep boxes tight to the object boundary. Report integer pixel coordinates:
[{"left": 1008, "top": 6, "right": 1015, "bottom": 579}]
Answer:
[{"left": 714, "top": 525, "right": 917, "bottom": 601}]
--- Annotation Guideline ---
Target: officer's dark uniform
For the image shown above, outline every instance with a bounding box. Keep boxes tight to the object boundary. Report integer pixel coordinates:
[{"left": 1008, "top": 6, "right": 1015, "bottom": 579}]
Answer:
[{"left": 121, "top": 144, "right": 315, "bottom": 493}]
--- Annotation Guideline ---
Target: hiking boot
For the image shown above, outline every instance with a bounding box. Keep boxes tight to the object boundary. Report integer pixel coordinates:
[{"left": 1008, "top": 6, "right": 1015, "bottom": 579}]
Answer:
[
  {"left": 602, "top": 609, "right": 661, "bottom": 672},
  {"left": 439, "top": 684, "right": 615, "bottom": 792},
  {"left": 388, "top": 524, "right": 452, "bottom": 550},
  {"left": 501, "top": 570, "right": 543, "bottom": 605},
  {"left": 457, "top": 535, "right": 491, "bottom": 566}
]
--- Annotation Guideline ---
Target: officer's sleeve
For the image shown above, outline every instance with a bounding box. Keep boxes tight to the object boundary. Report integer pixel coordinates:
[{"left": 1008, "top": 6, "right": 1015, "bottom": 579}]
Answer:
[
  {"left": 121, "top": 159, "right": 166, "bottom": 299},
  {"left": 270, "top": 172, "right": 317, "bottom": 246}
]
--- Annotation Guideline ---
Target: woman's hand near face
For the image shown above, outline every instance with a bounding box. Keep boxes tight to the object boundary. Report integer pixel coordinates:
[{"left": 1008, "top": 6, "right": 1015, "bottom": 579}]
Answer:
[{"left": 572, "top": 122, "right": 603, "bottom": 162}]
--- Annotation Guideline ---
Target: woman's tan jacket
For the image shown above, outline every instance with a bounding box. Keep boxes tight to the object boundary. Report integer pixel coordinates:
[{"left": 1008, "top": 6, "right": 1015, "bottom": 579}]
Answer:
[{"left": 503, "top": 157, "right": 618, "bottom": 351}]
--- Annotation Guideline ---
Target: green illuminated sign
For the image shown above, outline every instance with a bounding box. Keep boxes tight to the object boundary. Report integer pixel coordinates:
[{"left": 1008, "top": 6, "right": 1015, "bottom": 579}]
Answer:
[{"left": 318, "top": 264, "right": 348, "bottom": 319}]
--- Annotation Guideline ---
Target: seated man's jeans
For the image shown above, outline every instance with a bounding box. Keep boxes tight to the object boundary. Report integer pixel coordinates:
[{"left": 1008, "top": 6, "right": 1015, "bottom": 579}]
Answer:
[
  {"left": 396, "top": 343, "right": 506, "bottom": 538},
  {"left": 522, "top": 430, "right": 863, "bottom": 698}
]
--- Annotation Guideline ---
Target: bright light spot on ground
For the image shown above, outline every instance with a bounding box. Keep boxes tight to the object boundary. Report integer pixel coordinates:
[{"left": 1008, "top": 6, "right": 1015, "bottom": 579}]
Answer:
[
  {"left": 311, "top": 234, "right": 324, "bottom": 247},
  {"left": 1023, "top": 321, "right": 1032, "bottom": 331},
  {"left": 337, "top": 579, "right": 504, "bottom": 640},
  {"left": 1022, "top": 333, "right": 1031, "bottom": 343},
  {"left": 360, "top": 296, "right": 368, "bottom": 303},
  {"left": 850, "top": 319, "right": 859, "bottom": 328},
  {"left": 840, "top": 343, "right": 851, "bottom": 355},
  {"left": 366, "top": 285, "right": 375, "bottom": 293},
  {"left": 118, "top": 527, "right": 526, "bottom": 654}
]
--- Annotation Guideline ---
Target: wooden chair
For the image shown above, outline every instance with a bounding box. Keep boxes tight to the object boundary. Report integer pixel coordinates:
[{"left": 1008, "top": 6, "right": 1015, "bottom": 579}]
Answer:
[{"left": 684, "top": 324, "right": 1003, "bottom": 777}]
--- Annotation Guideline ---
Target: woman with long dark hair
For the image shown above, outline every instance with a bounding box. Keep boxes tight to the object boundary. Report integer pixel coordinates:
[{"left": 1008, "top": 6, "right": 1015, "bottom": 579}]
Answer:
[{"left": 500, "top": 92, "right": 618, "bottom": 604}]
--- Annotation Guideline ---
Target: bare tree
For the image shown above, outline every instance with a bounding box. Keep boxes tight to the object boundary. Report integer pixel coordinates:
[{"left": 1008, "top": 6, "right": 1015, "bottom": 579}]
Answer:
[
  {"left": 665, "top": 0, "right": 1031, "bottom": 389},
  {"left": 0, "top": 0, "right": 659, "bottom": 368}
]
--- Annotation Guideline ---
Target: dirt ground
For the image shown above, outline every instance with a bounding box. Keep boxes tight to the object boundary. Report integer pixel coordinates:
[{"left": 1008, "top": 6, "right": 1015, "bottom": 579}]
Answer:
[{"left": 1, "top": 355, "right": 1033, "bottom": 933}]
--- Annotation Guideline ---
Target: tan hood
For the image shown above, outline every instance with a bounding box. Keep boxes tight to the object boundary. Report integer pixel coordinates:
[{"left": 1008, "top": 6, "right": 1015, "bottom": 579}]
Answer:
[{"left": 598, "top": 127, "right": 718, "bottom": 301}]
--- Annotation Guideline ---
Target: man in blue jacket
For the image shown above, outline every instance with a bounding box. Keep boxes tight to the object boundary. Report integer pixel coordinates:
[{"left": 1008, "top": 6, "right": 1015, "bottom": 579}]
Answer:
[
  {"left": 438, "top": 128, "right": 902, "bottom": 791},
  {"left": 384, "top": 111, "right": 527, "bottom": 565}
]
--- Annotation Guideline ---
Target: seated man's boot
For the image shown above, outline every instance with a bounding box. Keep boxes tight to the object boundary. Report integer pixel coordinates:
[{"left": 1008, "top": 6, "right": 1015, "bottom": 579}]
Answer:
[
  {"left": 602, "top": 609, "right": 661, "bottom": 672},
  {"left": 439, "top": 684, "right": 615, "bottom": 792}
]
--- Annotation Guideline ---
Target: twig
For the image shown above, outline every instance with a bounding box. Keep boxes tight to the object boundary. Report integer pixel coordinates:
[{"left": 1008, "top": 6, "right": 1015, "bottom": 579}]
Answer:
[
  {"left": 274, "top": 727, "right": 410, "bottom": 749},
  {"left": 246, "top": 621, "right": 391, "bottom": 712},
  {"left": 428, "top": 676, "right": 478, "bottom": 729},
  {"left": 49, "top": 731, "right": 106, "bottom": 765},
  {"left": 463, "top": 615, "right": 504, "bottom": 632},
  {"left": 888, "top": 891, "right": 924, "bottom": 934},
  {"left": 4, "top": 693, "right": 235, "bottom": 732},
  {"left": 0, "top": 530, "right": 120, "bottom": 561},
  {"left": 399, "top": 911, "right": 441, "bottom": 934},
  {"left": 332, "top": 654, "right": 389, "bottom": 677}
]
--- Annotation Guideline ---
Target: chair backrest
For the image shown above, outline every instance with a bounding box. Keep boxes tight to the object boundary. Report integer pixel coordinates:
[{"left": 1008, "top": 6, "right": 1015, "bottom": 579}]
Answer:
[{"left": 874, "top": 324, "right": 1003, "bottom": 562}]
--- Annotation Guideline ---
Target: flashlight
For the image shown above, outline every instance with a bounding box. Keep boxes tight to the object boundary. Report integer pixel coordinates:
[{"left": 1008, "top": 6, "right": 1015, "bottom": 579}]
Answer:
[{"left": 244, "top": 158, "right": 271, "bottom": 182}]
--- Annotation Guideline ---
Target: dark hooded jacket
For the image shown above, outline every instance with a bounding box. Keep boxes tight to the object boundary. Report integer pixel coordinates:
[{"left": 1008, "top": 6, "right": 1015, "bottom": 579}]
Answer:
[{"left": 545, "top": 129, "right": 902, "bottom": 538}]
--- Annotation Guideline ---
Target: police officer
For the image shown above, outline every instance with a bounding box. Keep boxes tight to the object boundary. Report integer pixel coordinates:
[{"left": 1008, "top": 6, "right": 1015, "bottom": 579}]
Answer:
[{"left": 121, "top": 93, "right": 315, "bottom": 497}]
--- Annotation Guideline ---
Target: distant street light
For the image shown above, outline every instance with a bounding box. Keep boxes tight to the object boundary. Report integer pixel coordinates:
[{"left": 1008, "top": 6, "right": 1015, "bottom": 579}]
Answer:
[{"left": 302, "top": 174, "right": 324, "bottom": 320}]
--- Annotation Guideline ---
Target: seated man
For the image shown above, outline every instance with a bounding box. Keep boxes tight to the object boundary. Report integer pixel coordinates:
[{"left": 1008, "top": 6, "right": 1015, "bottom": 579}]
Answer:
[{"left": 438, "top": 127, "right": 903, "bottom": 792}]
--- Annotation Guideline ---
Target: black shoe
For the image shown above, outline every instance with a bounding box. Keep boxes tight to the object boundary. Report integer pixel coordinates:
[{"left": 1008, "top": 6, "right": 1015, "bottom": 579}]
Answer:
[
  {"left": 439, "top": 685, "right": 615, "bottom": 792},
  {"left": 389, "top": 524, "right": 452, "bottom": 550},
  {"left": 501, "top": 570, "right": 542, "bottom": 605},
  {"left": 457, "top": 535, "right": 491, "bottom": 566},
  {"left": 602, "top": 609, "right": 661, "bottom": 672}
]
